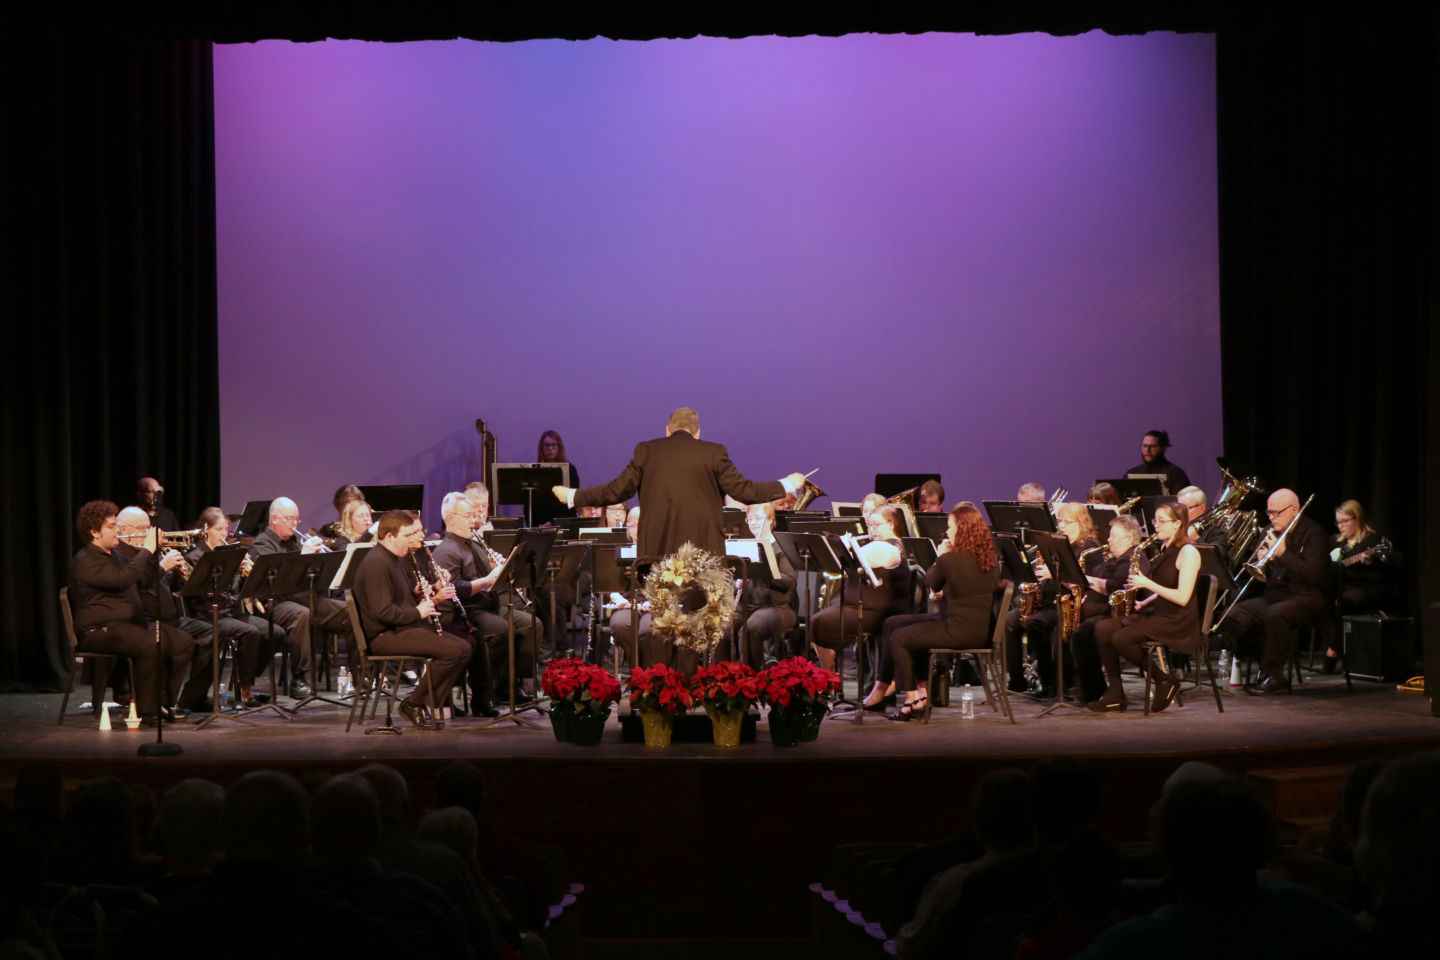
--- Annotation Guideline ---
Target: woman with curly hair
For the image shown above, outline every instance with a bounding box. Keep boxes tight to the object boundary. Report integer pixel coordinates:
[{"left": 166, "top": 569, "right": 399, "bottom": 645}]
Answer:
[{"left": 884, "top": 504, "right": 1001, "bottom": 720}]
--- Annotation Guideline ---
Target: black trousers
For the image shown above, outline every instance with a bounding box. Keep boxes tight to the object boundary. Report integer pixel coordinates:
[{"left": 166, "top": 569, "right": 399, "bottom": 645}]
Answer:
[
  {"left": 370, "top": 626, "right": 470, "bottom": 707},
  {"left": 1069, "top": 616, "right": 1109, "bottom": 703},
  {"left": 174, "top": 616, "right": 217, "bottom": 710},
  {"left": 889, "top": 619, "right": 984, "bottom": 692},
  {"left": 80, "top": 621, "right": 194, "bottom": 716},
  {"left": 459, "top": 605, "right": 538, "bottom": 702},
  {"left": 1220, "top": 593, "right": 1332, "bottom": 677},
  {"left": 270, "top": 596, "right": 351, "bottom": 680},
  {"left": 735, "top": 604, "right": 798, "bottom": 668},
  {"left": 1004, "top": 607, "right": 1058, "bottom": 691},
  {"left": 875, "top": 613, "right": 941, "bottom": 685}
]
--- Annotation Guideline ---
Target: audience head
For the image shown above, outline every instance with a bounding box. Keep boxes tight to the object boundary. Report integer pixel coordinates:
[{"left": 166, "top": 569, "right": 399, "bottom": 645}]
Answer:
[
  {"left": 1357, "top": 752, "right": 1440, "bottom": 920},
  {"left": 972, "top": 768, "right": 1033, "bottom": 854},
  {"left": 356, "top": 764, "right": 410, "bottom": 829},
  {"left": 1161, "top": 776, "right": 1272, "bottom": 903},
  {"left": 311, "top": 773, "right": 382, "bottom": 858},
  {"left": 436, "top": 760, "right": 487, "bottom": 815},
  {"left": 223, "top": 771, "right": 309, "bottom": 868},
  {"left": 1017, "top": 482, "right": 1045, "bottom": 503},
  {"left": 157, "top": 778, "right": 225, "bottom": 874},
  {"left": 416, "top": 806, "right": 480, "bottom": 867},
  {"left": 57, "top": 776, "right": 137, "bottom": 883},
  {"left": 665, "top": 407, "right": 700, "bottom": 437}
]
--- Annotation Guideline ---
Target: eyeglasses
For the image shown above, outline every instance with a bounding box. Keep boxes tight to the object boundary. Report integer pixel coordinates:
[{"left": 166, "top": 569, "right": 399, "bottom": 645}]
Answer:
[{"left": 1266, "top": 506, "right": 1296, "bottom": 518}]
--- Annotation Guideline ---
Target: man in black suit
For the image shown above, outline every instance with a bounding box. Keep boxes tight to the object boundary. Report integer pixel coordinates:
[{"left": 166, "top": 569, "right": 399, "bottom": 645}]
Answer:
[{"left": 551, "top": 407, "right": 804, "bottom": 559}]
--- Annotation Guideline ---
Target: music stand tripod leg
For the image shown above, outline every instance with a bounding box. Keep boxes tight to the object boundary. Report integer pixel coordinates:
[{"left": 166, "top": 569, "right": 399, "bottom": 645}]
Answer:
[{"left": 195, "top": 600, "right": 254, "bottom": 728}]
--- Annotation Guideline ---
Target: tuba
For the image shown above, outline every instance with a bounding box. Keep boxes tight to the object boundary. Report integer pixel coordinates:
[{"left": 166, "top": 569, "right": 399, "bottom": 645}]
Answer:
[
  {"left": 794, "top": 477, "right": 827, "bottom": 511},
  {"left": 885, "top": 486, "right": 917, "bottom": 509}
]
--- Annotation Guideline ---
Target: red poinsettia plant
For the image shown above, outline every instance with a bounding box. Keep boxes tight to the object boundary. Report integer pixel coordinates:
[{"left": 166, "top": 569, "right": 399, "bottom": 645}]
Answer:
[
  {"left": 757, "top": 656, "right": 841, "bottom": 711},
  {"left": 542, "top": 658, "right": 622, "bottom": 715},
  {"left": 625, "top": 663, "right": 695, "bottom": 716},
  {"left": 693, "top": 660, "right": 761, "bottom": 716}
]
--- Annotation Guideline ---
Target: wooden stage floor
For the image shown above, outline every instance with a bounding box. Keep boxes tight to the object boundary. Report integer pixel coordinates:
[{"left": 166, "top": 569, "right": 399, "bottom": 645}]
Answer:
[{"left": 4, "top": 671, "right": 1437, "bottom": 943}]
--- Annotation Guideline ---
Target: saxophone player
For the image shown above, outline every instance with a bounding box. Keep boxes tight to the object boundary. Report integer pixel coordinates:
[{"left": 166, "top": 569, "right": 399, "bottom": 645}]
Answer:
[
  {"left": 1215, "top": 489, "right": 1332, "bottom": 696},
  {"left": 1070, "top": 515, "right": 1143, "bottom": 704},
  {"left": 1003, "top": 503, "right": 1098, "bottom": 698}
]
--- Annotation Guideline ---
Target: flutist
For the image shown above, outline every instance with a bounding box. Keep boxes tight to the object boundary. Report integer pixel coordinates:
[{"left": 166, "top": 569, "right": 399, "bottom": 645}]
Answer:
[{"left": 1216, "top": 488, "right": 1332, "bottom": 696}]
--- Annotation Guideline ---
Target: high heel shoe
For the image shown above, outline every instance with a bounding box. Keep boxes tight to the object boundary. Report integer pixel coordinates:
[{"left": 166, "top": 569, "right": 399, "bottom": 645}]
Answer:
[
  {"left": 1087, "top": 690, "right": 1127, "bottom": 713},
  {"left": 863, "top": 693, "right": 896, "bottom": 712},
  {"left": 889, "top": 696, "right": 927, "bottom": 722}
]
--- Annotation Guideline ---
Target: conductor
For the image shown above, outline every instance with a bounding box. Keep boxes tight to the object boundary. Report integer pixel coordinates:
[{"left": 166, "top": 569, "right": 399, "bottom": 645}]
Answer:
[{"left": 552, "top": 407, "right": 805, "bottom": 558}]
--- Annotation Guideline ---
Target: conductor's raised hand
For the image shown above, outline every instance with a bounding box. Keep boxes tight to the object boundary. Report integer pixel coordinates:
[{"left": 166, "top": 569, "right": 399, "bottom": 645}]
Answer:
[
  {"left": 784, "top": 472, "right": 807, "bottom": 490},
  {"left": 552, "top": 485, "right": 574, "bottom": 504}
]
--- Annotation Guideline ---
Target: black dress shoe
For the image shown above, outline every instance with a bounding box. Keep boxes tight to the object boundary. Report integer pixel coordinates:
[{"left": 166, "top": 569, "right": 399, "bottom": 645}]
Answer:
[
  {"left": 398, "top": 701, "right": 433, "bottom": 729},
  {"left": 473, "top": 703, "right": 501, "bottom": 718},
  {"left": 1322, "top": 655, "right": 1338, "bottom": 674},
  {"left": 288, "top": 679, "right": 314, "bottom": 699},
  {"left": 1247, "top": 676, "right": 1292, "bottom": 696}
]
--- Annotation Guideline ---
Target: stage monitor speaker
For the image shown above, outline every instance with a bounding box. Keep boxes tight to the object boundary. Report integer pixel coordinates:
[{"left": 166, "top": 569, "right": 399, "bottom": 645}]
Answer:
[{"left": 1342, "top": 615, "right": 1416, "bottom": 683}]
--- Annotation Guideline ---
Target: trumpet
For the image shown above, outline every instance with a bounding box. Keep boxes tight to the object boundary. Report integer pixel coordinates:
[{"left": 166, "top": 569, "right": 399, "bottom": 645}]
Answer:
[
  {"left": 298, "top": 528, "right": 334, "bottom": 553},
  {"left": 160, "top": 528, "right": 201, "bottom": 548},
  {"left": 1047, "top": 487, "right": 1069, "bottom": 524}
]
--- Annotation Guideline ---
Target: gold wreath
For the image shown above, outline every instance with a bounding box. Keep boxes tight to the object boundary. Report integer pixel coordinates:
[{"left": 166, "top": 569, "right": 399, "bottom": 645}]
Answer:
[{"left": 643, "top": 542, "right": 737, "bottom": 653}]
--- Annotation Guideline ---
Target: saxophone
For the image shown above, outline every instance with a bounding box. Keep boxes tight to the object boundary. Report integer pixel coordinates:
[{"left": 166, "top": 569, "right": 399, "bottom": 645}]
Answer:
[
  {"left": 1109, "top": 544, "right": 1151, "bottom": 618},
  {"left": 1056, "top": 583, "right": 1085, "bottom": 640}
]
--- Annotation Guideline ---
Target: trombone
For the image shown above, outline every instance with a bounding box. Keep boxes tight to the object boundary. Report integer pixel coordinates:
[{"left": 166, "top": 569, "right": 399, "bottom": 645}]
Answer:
[{"left": 1211, "top": 493, "right": 1314, "bottom": 632}]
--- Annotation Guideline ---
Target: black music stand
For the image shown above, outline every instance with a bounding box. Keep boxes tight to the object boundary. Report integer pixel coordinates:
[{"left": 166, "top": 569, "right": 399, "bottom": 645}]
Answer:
[
  {"left": 579, "top": 529, "right": 628, "bottom": 544},
  {"left": 493, "top": 463, "right": 571, "bottom": 527},
  {"left": 600, "top": 553, "right": 655, "bottom": 686},
  {"left": 913, "top": 514, "right": 948, "bottom": 543},
  {"left": 721, "top": 508, "right": 747, "bottom": 539},
  {"left": 1086, "top": 505, "right": 1119, "bottom": 546},
  {"left": 1100, "top": 476, "right": 1165, "bottom": 500},
  {"left": 875, "top": 473, "right": 942, "bottom": 499},
  {"left": 1030, "top": 531, "right": 1088, "bottom": 718},
  {"left": 541, "top": 541, "right": 591, "bottom": 665},
  {"left": 235, "top": 553, "right": 313, "bottom": 720},
  {"left": 180, "top": 546, "right": 251, "bottom": 729},
  {"left": 235, "top": 500, "right": 272, "bottom": 538},
  {"left": 902, "top": 537, "right": 940, "bottom": 571},
  {"left": 775, "top": 509, "right": 828, "bottom": 529},
  {"left": 489, "top": 516, "right": 523, "bottom": 531},
  {"left": 285, "top": 550, "right": 349, "bottom": 713},
  {"left": 359, "top": 484, "right": 424, "bottom": 513},
  {"left": 787, "top": 518, "right": 866, "bottom": 537},
  {"left": 831, "top": 533, "right": 883, "bottom": 724},
  {"left": 479, "top": 530, "right": 555, "bottom": 727},
  {"left": 548, "top": 516, "right": 593, "bottom": 539},
  {"left": 993, "top": 534, "right": 1038, "bottom": 586},
  {"left": 983, "top": 501, "right": 1057, "bottom": 536},
  {"left": 775, "top": 530, "right": 835, "bottom": 647}
]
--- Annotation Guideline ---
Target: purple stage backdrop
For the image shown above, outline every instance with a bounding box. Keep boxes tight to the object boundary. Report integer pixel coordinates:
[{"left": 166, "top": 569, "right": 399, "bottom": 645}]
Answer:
[{"left": 214, "top": 31, "right": 1219, "bottom": 531}]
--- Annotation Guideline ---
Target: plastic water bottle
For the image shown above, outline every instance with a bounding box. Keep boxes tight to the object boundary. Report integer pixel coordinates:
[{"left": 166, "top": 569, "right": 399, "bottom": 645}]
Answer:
[
  {"left": 337, "top": 667, "right": 351, "bottom": 697},
  {"left": 960, "top": 684, "right": 976, "bottom": 720},
  {"left": 1217, "top": 651, "right": 1231, "bottom": 683},
  {"left": 218, "top": 683, "right": 229, "bottom": 710}
]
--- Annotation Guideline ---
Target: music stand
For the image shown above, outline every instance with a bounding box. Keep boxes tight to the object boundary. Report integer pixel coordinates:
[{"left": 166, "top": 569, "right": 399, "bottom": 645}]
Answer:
[
  {"left": 913, "top": 514, "right": 948, "bottom": 543},
  {"left": 874, "top": 473, "right": 941, "bottom": 499},
  {"left": 721, "top": 508, "right": 747, "bottom": 539},
  {"left": 993, "top": 534, "right": 1038, "bottom": 585},
  {"left": 775, "top": 509, "right": 828, "bottom": 529},
  {"left": 489, "top": 516, "right": 523, "bottom": 531},
  {"left": 830, "top": 502, "right": 863, "bottom": 518},
  {"left": 596, "top": 552, "right": 655, "bottom": 686},
  {"left": 180, "top": 546, "right": 251, "bottom": 729},
  {"left": 493, "top": 463, "right": 571, "bottom": 527},
  {"left": 1087, "top": 505, "right": 1120, "bottom": 546},
  {"left": 579, "top": 529, "right": 628, "bottom": 544},
  {"left": 1030, "top": 531, "right": 1087, "bottom": 718},
  {"left": 1099, "top": 476, "right": 1165, "bottom": 500},
  {"left": 235, "top": 552, "right": 315, "bottom": 720},
  {"left": 548, "top": 516, "right": 593, "bottom": 540},
  {"left": 983, "top": 501, "right": 1057, "bottom": 536},
  {"left": 788, "top": 518, "right": 866, "bottom": 537},
  {"left": 479, "top": 529, "right": 556, "bottom": 727},
  {"left": 1126, "top": 472, "right": 1172, "bottom": 495},
  {"left": 287, "top": 549, "right": 349, "bottom": 714},
  {"left": 902, "top": 537, "right": 939, "bottom": 571},
  {"left": 359, "top": 484, "right": 424, "bottom": 513},
  {"left": 235, "top": 500, "right": 272, "bottom": 538},
  {"left": 540, "top": 541, "right": 591, "bottom": 669}
]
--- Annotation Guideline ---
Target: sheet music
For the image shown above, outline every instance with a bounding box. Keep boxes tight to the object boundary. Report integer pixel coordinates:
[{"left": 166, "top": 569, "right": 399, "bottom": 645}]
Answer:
[
  {"left": 331, "top": 541, "right": 375, "bottom": 591},
  {"left": 619, "top": 544, "right": 636, "bottom": 559},
  {"left": 725, "top": 538, "right": 781, "bottom": 579},
  {"left": 840, "top": 533, "right": 881, "bottom": 587}
]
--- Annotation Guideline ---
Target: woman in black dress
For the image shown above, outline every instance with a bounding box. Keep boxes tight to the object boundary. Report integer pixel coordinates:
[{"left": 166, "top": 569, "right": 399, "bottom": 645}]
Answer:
[
  {"left": 1089, "top": 501, "right": 1200, "bottom": 713},
  {"left": 885, "top": 504, "right": 1001, "bottom": 720}
]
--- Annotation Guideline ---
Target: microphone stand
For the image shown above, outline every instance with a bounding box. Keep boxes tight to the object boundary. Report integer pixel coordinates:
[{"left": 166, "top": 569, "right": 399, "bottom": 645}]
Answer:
[{"left": 139, "top": 540, "right": 181, "bottom": 757}]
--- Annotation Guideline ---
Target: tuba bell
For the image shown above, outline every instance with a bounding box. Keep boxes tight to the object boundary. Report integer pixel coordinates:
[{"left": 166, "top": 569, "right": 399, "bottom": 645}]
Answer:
[
  {"left": 794, "top": 477, "right": 827, "bottom": 511},
  {"left": 885, "top": 486, "right": 918, "bottom": 509}
]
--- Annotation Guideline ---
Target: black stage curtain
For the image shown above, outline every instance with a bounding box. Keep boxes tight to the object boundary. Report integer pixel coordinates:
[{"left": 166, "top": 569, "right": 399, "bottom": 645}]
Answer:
[
  {"left": 3, "top": 27, "right": 218, "bottom": 688},
  {"left": 3, "top": 5, "right": 1435, "bottom": 688}
]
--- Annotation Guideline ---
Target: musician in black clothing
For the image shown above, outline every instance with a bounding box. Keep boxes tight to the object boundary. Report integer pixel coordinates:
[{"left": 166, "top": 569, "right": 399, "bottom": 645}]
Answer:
[
  {"left": 809, "top": 505, "right": 911, "bottom": 672},
  {"left": 1322, "top": 499, "right": 1401, "bottom": 671},
  {"left": 246, "top": 496, "right": 354, "bottom": 699},
  {"left": 185, "top": 506, "right": 284, "bottom": 707},
  {"left": 1070, "top": 515, "right": 1142, "bottom": 703},
  {"left": 114, "top": 507, "right": 217, "bottom": 713},
  {"left": 431, "top": 492, "right": 537, "bottom": 716},
  {"left": 68, "top": 500, "right": 194, "bottom": 722},
  {"left": 353, "top": 510, "right": 470, "bottom": 728},
  {"left": 133, "top": 477, "right": 179, "bottom": 533},
  {"left": 1003, "top": 502, "right": 1099, "bottom": 697},
  {"left": 1217, "top": 489, "right": 1333, "bottom": 695},
  {"left": 734, "top": 503, "right": 799, "bottom": 668},
  {"left": 1123, "top": 429, "right": 1191, "bottom": 494},
  {"left": 1177, "top": 485, "right": 1232, "bottom": 570}
]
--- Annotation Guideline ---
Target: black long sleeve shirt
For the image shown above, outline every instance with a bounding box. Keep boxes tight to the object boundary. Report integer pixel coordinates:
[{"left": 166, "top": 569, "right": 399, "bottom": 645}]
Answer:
[
  {"left": 70, "top": 543, "right": 152, "bottom": 630},
  {"left": 1262, "top": 516, "right": 1332, "bottom": 603},
  {"left": 353, "top": 544, "right": 426, "bottom": 639}
]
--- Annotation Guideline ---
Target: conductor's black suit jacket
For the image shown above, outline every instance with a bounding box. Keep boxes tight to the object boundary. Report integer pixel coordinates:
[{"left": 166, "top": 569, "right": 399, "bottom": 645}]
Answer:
[{"left": 573, "top": 430, "right": 784, "bottom": 559}]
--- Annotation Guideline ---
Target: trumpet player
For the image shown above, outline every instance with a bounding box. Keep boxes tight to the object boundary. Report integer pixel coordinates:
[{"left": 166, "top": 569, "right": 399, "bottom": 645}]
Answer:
[
  {"left": 246, "top": 497, "right": 354, "bottom": 699},
  {"left": 1217, "top": 489, "right": 1332, "bottom": 696},
  {"left": 1089, "top": 501, "right": 1201, "bottom": 713},
  {"left": 353, "top": 511, "right": 470, "bottom": 729},
  {"left": 185, "top": 506, "right": 284, "bottom": 708},
  {"left": 69, "top": 501, "right": 194, "bottom": 724}
]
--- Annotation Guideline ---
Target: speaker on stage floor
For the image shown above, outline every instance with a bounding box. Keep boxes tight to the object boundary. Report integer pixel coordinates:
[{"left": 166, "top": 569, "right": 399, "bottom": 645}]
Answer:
[{"left": 1342, "top": 614, "right": 1416, "bottom": 683}]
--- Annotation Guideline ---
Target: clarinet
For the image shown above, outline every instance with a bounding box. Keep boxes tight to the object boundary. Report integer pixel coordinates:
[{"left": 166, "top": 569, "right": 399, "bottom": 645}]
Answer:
[
  {"left": 473, "top": 534, "right": 528, "bottom": 607},
  {"left": 410, "top": 554, "right": 444, "bottom": 636},
  {"left": 424, "top": 542, "right": 476, "bottom": 633}
]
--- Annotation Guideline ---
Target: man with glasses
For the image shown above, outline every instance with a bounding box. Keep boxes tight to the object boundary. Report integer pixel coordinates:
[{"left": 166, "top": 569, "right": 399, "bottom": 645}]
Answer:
[
  {"left": 1123, "top": 430, "right": 1191, "bottom": 495},
  {"left": 1216, "top": 488, "right": 1332, "bottom": 695},
  {"left": 247, "top": 496, "right": 354, "bottom": 699}
]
